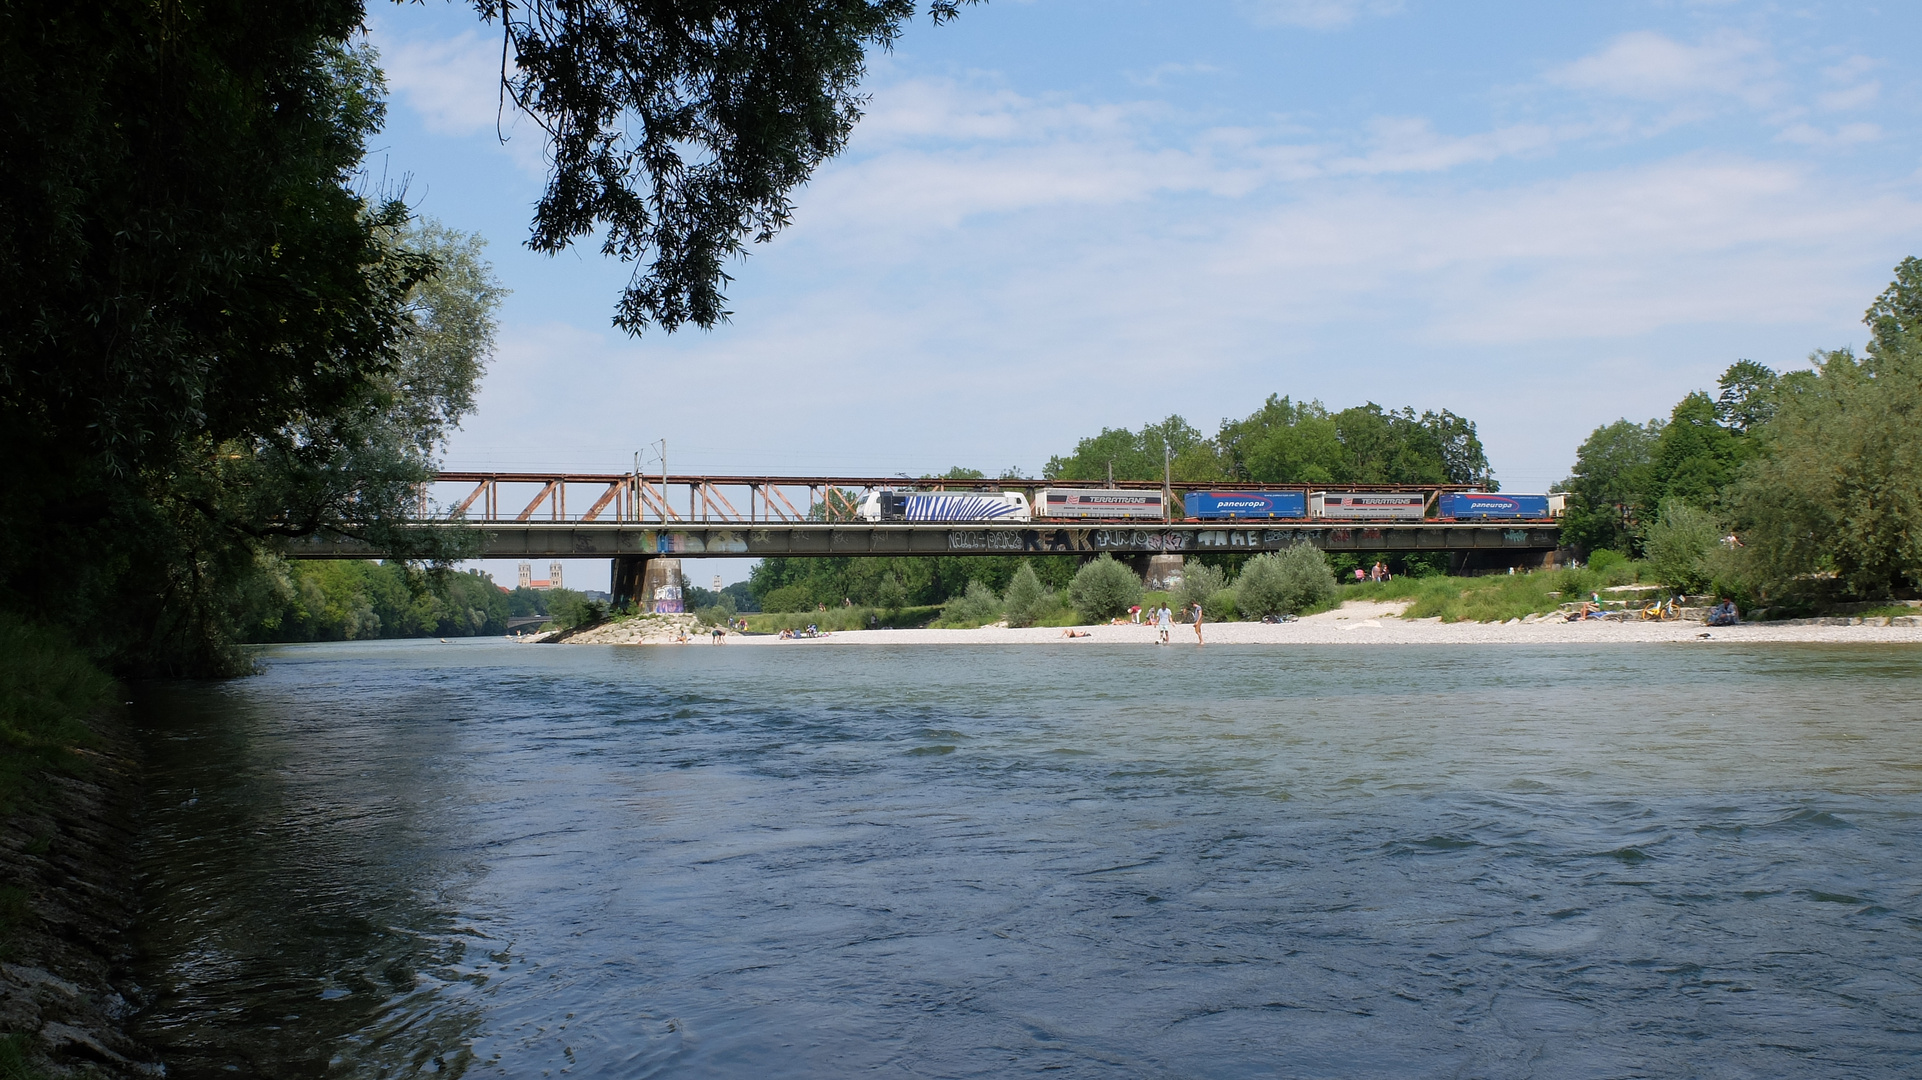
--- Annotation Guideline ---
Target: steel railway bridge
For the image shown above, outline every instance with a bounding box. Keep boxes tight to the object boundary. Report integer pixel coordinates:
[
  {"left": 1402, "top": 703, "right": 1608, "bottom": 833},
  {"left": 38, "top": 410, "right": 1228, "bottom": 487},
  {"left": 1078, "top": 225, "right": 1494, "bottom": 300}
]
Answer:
[{"left": 284, "top": 471, "right": 1564, "bottom": 606}]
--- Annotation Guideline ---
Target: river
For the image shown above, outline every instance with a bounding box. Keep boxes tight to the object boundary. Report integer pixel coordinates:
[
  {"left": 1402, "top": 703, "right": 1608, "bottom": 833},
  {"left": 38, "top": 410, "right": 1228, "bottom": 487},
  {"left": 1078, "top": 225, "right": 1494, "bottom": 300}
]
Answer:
[{"left": 131, "top": 639, "right": 1922, "bottom": 1077}]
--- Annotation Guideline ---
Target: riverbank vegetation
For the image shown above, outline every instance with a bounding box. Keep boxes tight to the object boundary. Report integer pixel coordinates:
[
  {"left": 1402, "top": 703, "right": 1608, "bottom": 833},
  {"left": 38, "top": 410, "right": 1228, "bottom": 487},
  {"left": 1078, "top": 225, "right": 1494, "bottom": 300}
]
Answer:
[
  {"left": 1343, "top": 561, "right": 1651, "bottom": 624},
  {"left": 1557, "top": 259, "right": 1922, "bottom": 610},
  {"left": 7, "top": 0, "right": 912, "bottom": 677},
  {"left": 0, "top": 615, "right": 114, "bottom": 824}
]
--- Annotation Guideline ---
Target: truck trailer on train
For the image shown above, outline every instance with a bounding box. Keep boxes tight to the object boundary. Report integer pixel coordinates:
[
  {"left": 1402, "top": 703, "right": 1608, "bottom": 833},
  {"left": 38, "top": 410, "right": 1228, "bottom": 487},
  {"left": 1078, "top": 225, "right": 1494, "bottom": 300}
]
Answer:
[
  {"left": 1185, "top": 491, "right": 1309, "bottom": 519},
  {"left": 1435, "top": 492, "right": 1563, "bottom": 519},
  {"left": 1035, "top": 488, "right": 1166, "bottom": 520},
  {"left": 1309, "top": 492, "right": 1427, "bottom": 520}
]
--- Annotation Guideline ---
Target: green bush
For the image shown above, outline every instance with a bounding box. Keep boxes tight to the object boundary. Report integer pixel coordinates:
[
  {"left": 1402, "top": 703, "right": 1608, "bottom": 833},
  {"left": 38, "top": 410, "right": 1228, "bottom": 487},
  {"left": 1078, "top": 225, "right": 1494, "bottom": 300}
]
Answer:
[
  {"left": 876, "top": 572, "right": 908, "bottom": 612},
  {"left": 1587, "top": 549, "right": 1627, "bottom": 575},
  {"left": 1068, "top": 555, "right": 1142, "bottom": 622},
  {"left": 938, "top": 580, "right": 1005, "bottom": 628},
  {"left": 547, "top": 589, "right": 607, "bottom": 629},
  {"left": 1173, "top": 562, "right": 1226, "bottom": 617},
  {"left": 1204, "top": 588, "right": 1239, "bottom": 621},
  {"left": 1236, "top": 544, "right": 1338, "bottom": 618},
  {"left": 0, "top": 613, "right": 113, "bottom": 821},
  {"left": 1643, "top": 499, "right": 1721, "bottom": 593},
  {"left": 759, "top": 584, "right": 814, "bottom": 612},
  {"left": 1003, "top": 563, "right": 1050, "bottom": 628}
]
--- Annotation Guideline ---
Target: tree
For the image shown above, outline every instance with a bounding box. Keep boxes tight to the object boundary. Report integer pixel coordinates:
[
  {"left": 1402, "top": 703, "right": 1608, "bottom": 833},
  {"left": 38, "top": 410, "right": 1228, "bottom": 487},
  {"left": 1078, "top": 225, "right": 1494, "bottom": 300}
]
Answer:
[
  {"left": 1002, "top": 563, "right": 1049, "bottom": 628},
  {"left": 1647, "top": 391, "right": 1747, "bottom": 510},
  {"left": 875, "top": 571, "right": 908, "bottom": 612},
  {"left": 0, "top": 6, "right": 497, "bottom": 673},
  {"left": 477, "top": 0, "right": 974, "bottom": 334},
  {"left": 1235, "top": 545, "right": 1337, "bottom": 618},
  {"left": 1642, "top": 500, "right": 1722, "bottom": 594},
  {"left": 938, "top": 580, "right": 1003, "bottom": 627},
  {"left": 1557, "top": 418, "right": 1661, "bottom": 553},
  {"left": 1173, "top": 563, "right": 1226, "bottom": 618},
  {"left": 1733, "top": 346, "right": 1922, "bottom": 600},
  {"left": 1067, "top": 556, "right": 1142, "bottom": 622},
  {"left": 1715, "top": 360, "right": 1780, "bottom": 432},
  {"left": 1044, "top": 416, "right": 1212, "bottom": 482}
]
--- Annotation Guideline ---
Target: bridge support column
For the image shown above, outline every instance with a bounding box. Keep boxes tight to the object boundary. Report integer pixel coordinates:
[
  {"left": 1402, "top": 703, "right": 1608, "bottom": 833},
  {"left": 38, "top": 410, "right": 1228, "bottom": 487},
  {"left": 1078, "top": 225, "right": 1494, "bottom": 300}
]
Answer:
[
  {"left": 1145, "top": 554, "right": 1184, "bottom": 591},
  {"left": 612, "top": 556, "right": 649, "bottom": 612}
]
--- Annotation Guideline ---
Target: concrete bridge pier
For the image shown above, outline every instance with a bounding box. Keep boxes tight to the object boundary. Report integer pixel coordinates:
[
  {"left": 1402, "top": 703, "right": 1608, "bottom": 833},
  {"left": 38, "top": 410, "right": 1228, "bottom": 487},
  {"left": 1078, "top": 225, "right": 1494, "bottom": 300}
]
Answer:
[
  {"left": 611, "top": 556, "right": 649, "bottom": 612},
  {"left": 612, "top": 556, "right": 690, "bottom": 613}
]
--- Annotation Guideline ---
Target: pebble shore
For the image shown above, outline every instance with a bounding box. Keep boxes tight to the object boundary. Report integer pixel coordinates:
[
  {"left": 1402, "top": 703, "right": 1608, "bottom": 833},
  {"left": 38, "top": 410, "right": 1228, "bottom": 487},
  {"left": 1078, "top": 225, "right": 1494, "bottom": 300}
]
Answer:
[{"left": 557, "top": 602, "right": 1922, "bottom": 647}]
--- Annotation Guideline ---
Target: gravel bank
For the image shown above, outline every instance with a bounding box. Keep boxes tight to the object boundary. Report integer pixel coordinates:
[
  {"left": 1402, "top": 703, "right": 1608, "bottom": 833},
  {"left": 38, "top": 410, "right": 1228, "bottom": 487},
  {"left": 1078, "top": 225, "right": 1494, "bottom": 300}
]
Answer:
[{"left": 564, "top": 601, "right": 1922, "bottom": 647}]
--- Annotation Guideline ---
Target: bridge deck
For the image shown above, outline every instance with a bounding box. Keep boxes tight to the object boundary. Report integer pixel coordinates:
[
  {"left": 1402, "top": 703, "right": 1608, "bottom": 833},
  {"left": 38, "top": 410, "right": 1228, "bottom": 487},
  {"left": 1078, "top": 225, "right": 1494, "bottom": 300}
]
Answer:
[{"left": 287, "top": 521, "right": 1561, "bottom": 560}]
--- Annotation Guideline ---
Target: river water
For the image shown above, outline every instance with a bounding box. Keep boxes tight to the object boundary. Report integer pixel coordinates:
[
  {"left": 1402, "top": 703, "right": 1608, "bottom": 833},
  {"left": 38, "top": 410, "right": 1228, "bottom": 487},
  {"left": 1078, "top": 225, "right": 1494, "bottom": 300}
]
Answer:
[{"left": 131, "top": 640, "right": 1922, "bottom": 1078}]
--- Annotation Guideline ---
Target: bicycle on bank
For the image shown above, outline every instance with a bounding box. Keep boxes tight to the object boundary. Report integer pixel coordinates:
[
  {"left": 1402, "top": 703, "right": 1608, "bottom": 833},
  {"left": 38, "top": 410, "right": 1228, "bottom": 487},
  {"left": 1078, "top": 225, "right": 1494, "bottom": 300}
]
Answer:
[{"left": 1640, "top": 598, "right": 1682, "bottom": 621}]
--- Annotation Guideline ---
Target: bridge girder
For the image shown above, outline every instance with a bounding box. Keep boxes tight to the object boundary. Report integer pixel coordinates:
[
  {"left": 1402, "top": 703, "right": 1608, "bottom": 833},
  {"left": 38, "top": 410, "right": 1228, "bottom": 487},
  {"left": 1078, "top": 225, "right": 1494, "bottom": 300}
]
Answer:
[{"left": 284, "top": 521, "right": 1561, "bottom": 561}]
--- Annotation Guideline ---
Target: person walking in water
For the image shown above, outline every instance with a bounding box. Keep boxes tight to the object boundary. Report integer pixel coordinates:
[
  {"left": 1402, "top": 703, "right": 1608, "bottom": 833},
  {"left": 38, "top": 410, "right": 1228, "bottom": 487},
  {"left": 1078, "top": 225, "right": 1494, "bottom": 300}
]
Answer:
[
  {"left": 1155, "top": 602, "right": 1172, "bottom": 644},
  {"left": 1190, "top": 601, "right": 1204, "bottom": 645}
]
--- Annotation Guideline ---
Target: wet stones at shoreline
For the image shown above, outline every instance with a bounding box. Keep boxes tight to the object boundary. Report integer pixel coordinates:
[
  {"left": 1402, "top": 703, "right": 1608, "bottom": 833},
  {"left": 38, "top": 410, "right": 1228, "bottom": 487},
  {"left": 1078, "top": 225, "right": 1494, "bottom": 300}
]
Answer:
[{"left": 0, "top": 716, "right": 161, "bottom": 1077}]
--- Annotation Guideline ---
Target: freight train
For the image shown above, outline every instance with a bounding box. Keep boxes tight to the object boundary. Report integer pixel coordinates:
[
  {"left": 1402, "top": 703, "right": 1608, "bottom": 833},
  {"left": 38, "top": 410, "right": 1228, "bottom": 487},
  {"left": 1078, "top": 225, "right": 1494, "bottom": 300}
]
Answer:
[{"left": 857, "top": 487, "right": 1562, "bottom": 523}]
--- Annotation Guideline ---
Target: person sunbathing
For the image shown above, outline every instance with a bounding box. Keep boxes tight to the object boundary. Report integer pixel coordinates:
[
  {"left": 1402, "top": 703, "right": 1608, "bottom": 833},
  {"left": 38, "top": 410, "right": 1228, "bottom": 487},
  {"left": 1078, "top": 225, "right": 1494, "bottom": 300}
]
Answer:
[{"left": 1061, "top": 629, "right": 1091, "bottom": 638}]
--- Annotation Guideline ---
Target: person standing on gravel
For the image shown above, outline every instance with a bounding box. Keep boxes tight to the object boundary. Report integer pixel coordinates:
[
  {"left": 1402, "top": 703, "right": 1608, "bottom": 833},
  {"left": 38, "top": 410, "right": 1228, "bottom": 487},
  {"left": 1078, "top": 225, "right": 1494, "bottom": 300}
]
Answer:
[{"left": 1190, "top": 602, "right": 1204, "bottom": 645}]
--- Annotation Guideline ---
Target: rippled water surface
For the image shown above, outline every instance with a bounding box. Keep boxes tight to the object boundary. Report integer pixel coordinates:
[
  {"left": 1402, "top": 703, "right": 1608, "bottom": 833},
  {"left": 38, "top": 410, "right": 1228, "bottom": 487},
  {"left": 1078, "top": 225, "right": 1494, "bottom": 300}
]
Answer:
[{"left": 132, "top": 640, "right": 1922, "bottom": 1077}]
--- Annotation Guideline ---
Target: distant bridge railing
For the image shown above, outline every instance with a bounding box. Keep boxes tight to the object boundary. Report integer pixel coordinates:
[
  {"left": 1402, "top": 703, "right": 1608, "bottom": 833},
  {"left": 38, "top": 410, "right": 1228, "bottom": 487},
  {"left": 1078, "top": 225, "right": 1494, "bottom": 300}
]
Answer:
[{"left": 422, "top": 472, "right": 1480, "bottom": 526}]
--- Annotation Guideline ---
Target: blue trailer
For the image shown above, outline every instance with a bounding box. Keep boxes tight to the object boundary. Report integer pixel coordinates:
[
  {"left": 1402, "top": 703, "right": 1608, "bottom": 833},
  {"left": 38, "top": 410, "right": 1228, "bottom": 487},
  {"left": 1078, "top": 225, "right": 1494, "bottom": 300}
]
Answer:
[
  {"left": 1437, "top": 492, "right": 1558, "bottom": 519},
  {"left": 1185, "top": 491, "right": 1308, "bottom": 519}
]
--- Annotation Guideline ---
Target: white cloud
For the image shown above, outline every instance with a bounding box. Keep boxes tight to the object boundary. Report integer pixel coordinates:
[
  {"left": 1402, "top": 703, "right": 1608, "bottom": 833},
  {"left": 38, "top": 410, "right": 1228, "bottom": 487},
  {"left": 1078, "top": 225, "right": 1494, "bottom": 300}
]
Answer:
[
  {"left": 1776, "top": 122, "right": 1882, "bottom": 147},
  {"left": 367, "top": 19, "right": 549, "bottom": 173},
  {"left": 378, "top": 28, "right": 505, "bottom": 135},
  {"left": 1549, "top": 31, "right": 1776, "bottom": 105},
  {"left": 1817, "top": 82, "right": 1879, "bottom": 111},
  {"left": 1236, "top": 0, "right": 1402, "bottom": 30}
]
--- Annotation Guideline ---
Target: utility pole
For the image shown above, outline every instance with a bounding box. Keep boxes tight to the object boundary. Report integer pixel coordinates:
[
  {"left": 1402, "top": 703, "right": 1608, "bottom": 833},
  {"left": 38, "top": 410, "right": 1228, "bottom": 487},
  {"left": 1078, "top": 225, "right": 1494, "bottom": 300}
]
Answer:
[
  {"left": 1163, "top": 443, "right": 1172, "bottom": 523},
  {"left": 1107, "top": 460, "right": 1113, "bottom": 488}
]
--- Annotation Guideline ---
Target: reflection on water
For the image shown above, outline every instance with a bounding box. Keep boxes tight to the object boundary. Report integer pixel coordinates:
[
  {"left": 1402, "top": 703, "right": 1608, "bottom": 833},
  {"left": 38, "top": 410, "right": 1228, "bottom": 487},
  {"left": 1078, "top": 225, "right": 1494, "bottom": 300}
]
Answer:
[{"left": 134, "top": 640, "right": 1922, "bottom": 1077}]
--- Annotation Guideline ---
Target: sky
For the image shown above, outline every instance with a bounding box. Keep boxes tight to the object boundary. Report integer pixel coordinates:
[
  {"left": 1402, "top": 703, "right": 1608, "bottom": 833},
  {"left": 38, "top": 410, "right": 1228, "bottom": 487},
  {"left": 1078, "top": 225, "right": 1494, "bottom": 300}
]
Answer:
[{"left": 362, "top": 1, "right": 1922, "bottom": 591}]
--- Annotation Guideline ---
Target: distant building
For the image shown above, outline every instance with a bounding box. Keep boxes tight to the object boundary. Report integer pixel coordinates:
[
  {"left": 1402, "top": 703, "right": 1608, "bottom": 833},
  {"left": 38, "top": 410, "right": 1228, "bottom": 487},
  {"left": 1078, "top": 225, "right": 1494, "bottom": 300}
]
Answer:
[{"left": 517, "top": 561, "right": 566, "bottom": 591}]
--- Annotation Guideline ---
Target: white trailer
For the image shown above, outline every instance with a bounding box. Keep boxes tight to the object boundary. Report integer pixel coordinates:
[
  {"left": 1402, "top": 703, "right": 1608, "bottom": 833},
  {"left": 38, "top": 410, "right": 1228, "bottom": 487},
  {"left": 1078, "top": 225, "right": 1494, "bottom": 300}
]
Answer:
[
  {"left": 1035, "top": 489, "right": 1166, "bottom": 520},
  {"left": 1309, "top": 492, "right": 1427, "bottom": 520}
]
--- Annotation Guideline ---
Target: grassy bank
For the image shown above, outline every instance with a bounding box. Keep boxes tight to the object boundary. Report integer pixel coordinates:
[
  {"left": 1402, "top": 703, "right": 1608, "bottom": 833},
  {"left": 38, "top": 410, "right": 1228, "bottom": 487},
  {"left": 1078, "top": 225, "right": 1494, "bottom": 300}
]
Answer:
[
  {"left": 0, "top": 612, "right": 118, "bottom": 974},
  {"left": 1339, "top": 563, "right": 1654, "bottom": 622},
  {"left": 744, "top": 605, "right": 943, "bottom": 634},
  {"left": 0, "top": 613, "right": 115, "bottom": 820}
]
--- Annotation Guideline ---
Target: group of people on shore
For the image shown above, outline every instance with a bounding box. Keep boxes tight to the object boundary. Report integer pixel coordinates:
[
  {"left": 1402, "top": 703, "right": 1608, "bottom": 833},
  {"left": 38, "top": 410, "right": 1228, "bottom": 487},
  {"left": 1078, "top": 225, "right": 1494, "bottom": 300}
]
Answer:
[
  {"left": 1113, "top": 602, "right": 1208, "bottom": 645},
  {"left": 1353, "top": 561, "right": 1392, "bottom": 584}
]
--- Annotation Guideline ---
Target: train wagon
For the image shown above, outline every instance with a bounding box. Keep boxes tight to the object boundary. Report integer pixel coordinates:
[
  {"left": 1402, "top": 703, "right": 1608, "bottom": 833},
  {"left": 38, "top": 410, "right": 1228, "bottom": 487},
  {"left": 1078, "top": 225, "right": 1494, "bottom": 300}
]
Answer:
[
  {"left": 1185, "top": 491, "right": 1308, "bottom": 519},
  {"left": 1309, "top": 492, "right": 1427, "bottom": 520},
  {"left": 857, "top": 490, "right": 1032, "bottom": 523},
  {"left": 1036, "top": 488, "right": 1166, "bottom": 520},
  {"left": 1435, "top": 492, "right": 1562, "bottom": 519}
]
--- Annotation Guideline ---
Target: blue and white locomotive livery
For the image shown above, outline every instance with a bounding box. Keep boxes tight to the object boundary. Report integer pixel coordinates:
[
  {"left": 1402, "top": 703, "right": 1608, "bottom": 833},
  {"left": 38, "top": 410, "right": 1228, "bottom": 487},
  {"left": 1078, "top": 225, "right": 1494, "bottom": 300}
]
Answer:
[{"left": 858, "top": 490, "right": 1032, "bottom": 523}]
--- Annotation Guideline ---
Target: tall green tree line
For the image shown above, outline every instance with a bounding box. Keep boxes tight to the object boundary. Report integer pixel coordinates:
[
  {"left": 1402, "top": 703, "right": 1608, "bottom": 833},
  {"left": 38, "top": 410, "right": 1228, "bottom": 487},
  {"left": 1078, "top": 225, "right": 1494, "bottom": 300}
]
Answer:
[
  {"left": 1044, "top": 398, "right": 1492, "bottom": 488},
  {"left": 1559, "top": 258, "right": 1922, "bottom": 603},
  {"left": 3, "top": 1, "right": 960, "bottom": 673}
]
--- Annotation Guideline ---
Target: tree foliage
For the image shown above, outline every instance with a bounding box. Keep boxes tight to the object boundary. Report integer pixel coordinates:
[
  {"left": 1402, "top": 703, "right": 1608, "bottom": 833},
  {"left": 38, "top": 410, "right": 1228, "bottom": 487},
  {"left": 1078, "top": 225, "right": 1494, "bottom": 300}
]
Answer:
[
  {"left": 1044, "top": 398, "right": 1491, "bottom": 489},
  {"left": 1067, "top": 556, "right": 1142, "bottom": 622},
  {"left": 1556, "top": 419, "right": 1662, "bottom": 553},
  {"left": 1641, "top": 500, "right": 1722, "bottom": 595},
  {"left": 242, "top": 560, "right": 513, "bottom": 642},
  {"left": 1732, "top": 345, "right": 1922, "bottom": 599},
  {"left": 477, "top": 0, "right": 973, "bottom": 334},
  {"left": 1234, "top": 545, "right": 1337, "bottom": 618},
  {"left": 0, "top": 5, "right": 503, "bottom": 673},
  {"left": 1002, "top": 563, "right": 1049, "bottom": 628}
]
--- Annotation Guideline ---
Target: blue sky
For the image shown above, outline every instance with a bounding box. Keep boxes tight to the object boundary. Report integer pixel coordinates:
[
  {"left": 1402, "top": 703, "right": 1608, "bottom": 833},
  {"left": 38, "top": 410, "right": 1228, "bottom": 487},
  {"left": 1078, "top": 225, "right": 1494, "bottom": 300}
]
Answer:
[{"left": 364, "top": 1, "right": 1922, "bottom": 589}]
